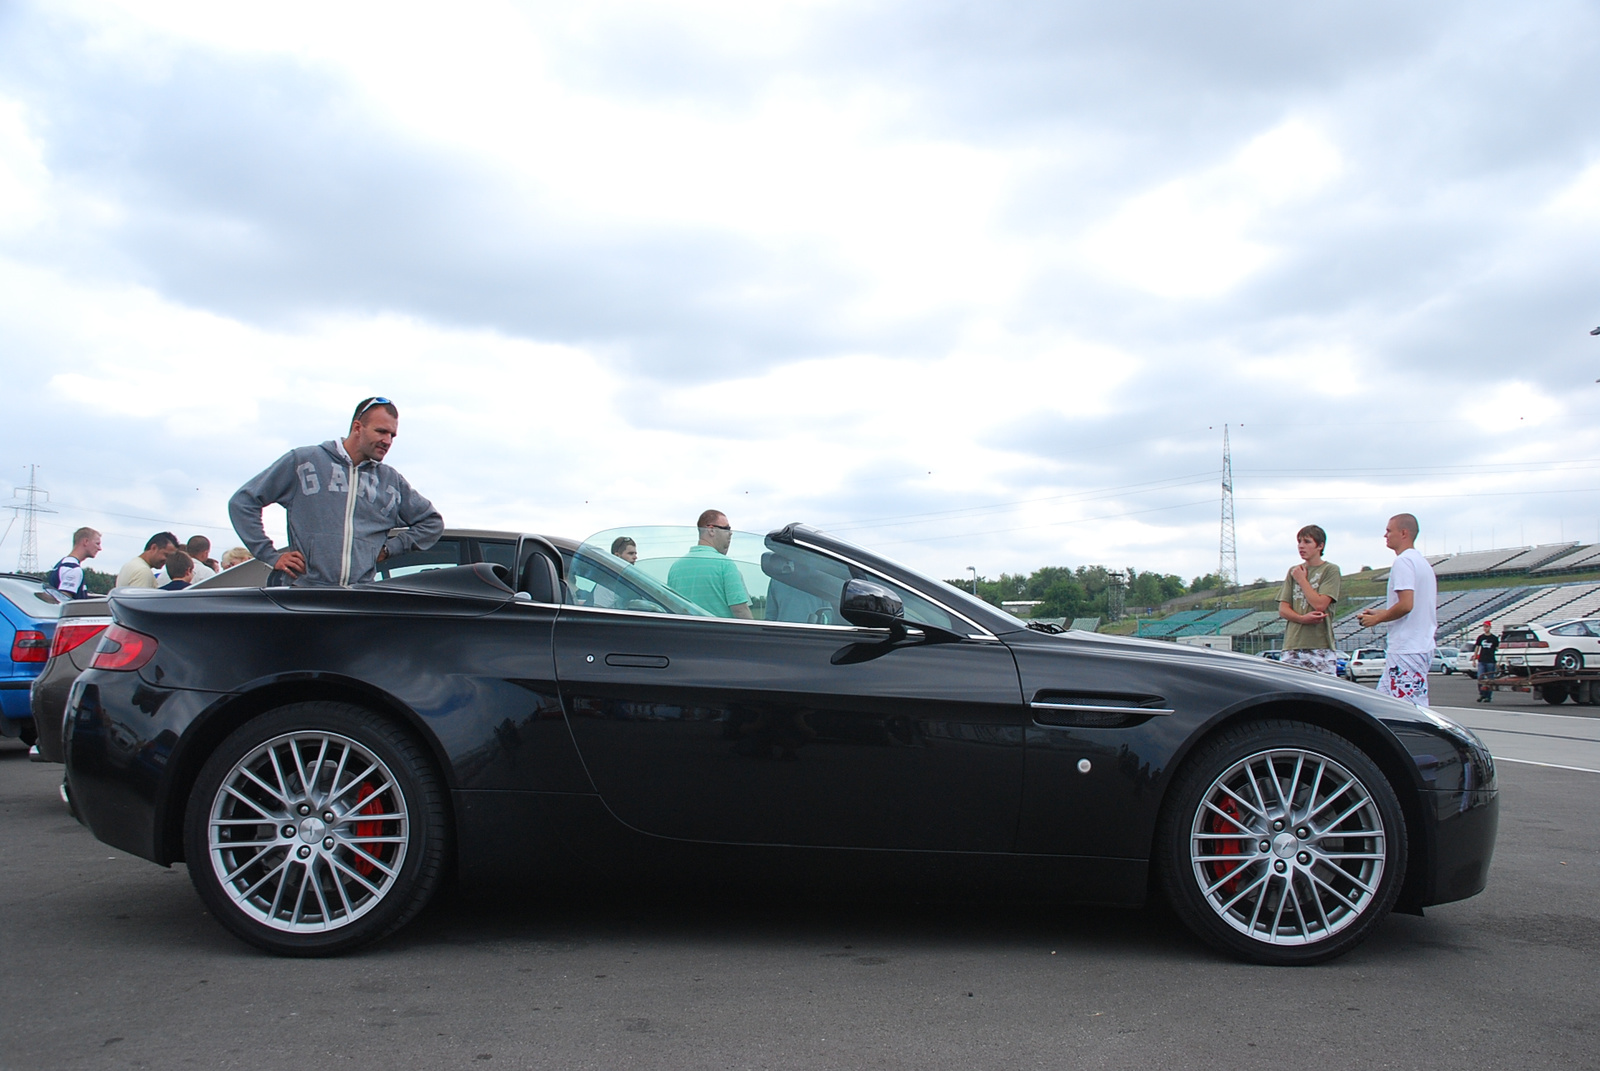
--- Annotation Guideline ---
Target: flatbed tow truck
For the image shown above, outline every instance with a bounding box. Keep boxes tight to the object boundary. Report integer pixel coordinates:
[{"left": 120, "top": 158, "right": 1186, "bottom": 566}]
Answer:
[{"left": 1480, "top": 667, "right": 1600, "bottom": 705}]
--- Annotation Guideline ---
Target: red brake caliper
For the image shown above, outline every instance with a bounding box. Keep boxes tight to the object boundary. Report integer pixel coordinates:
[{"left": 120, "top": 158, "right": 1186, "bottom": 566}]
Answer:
[
  {"left": 352, "top": 783, "right": 383, "bottom": 877},
  {"left": 1211, "top": 796, "right": 1244, "bottom": 897}
]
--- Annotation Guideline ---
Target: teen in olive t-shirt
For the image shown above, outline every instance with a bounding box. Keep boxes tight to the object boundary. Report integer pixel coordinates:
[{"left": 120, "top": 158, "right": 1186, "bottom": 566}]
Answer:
[{"left": 1279, "top": 562, "right": 1342, "bottom": 650}]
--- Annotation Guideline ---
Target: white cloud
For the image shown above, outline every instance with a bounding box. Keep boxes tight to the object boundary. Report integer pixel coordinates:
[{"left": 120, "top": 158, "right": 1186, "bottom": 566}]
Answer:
[
  {"left": 1079, "top": 120, "right": 1342, "bottom": 299},
  {"left": 3, "top": 1, "right": 1598, "bottom": 588},
  {"left": 0, "top": 98, "right": 49, "bottom": 234},
  {"left": 1543, "top": 159, "right": 1600, "bottom": 222}
]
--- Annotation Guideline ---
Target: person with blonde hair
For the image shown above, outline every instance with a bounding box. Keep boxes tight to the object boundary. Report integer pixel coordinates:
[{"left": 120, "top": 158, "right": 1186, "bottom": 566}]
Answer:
[
  {"left": 1356, "top": 513, "right": 1438, "bottom": 707},
  {"left": 48, "top": 527, "right": 102, "bottom": 599},
  {"left": 219, "top": 547, "right": 253, "bottom": 570}
]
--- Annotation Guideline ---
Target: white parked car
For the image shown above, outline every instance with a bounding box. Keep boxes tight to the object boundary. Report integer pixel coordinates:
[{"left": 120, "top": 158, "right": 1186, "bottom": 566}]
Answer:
[
  {"left": 1434, "top": 647, "right": 1460, "bottom": 674},
  {"left": 1500, "top": 619, "right": 1600, "bottom": 673},
  {"left": 1455, "top": 647, "right": 1480, "bottom": 676},
  {"left": 1347, "top": 647, "right": 1387, "bottom": 682}
]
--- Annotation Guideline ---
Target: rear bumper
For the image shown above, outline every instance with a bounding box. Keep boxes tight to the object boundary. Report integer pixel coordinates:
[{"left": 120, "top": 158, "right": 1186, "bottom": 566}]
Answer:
[
  {"left": 64, "top": 672, "right": 217, "bottom": 865},
  {"left": 28, "top": 672, "right": 71, "bottom": 762},
  {"left": 0, "top": 678, "right": 37, "bottom": 727}
]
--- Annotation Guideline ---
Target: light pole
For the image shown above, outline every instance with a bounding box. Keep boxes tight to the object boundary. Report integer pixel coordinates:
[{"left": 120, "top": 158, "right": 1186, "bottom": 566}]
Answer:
[{"left": 967, "top": 566, "right": 978, "bottom": 597}]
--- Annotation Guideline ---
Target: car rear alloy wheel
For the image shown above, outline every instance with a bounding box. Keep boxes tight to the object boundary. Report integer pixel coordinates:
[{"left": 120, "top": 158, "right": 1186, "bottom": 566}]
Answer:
[
  {"left": 1555, "top": 649, "right": 1584, "bottom": 673},
  {"left": 1158, "top": 720, "right": 1405, "bottom": 965},
  {"left": 184, "top": 703, "right": 447, "bottom": 956}
]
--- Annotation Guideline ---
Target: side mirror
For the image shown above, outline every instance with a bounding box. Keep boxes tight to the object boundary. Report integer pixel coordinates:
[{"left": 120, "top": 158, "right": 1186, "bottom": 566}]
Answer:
[{"left": 839, "top": 579, "right": 905, "bottom": 632}]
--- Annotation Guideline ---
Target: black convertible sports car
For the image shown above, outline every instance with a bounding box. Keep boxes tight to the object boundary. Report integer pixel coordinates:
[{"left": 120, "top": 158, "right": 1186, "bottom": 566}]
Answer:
[{"left": 63, "top": 523, "right": 1498, "bottom": 964}]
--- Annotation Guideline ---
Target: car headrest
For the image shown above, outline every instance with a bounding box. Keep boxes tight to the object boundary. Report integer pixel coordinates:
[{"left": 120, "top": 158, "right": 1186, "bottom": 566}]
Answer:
[{"left": 519, "top": 552, "right": 560, "bottom": 603}]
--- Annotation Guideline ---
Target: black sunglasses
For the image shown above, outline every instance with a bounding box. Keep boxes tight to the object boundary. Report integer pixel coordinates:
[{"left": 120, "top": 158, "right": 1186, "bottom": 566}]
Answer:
[{"left": 352, "top": 396, "right": 393, "bottom": 423}]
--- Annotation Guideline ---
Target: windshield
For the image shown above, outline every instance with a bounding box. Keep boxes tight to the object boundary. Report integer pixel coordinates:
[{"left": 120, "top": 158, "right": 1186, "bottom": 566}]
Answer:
[{"left": 577, "top": 525, "right": 979, "bottom": 630}]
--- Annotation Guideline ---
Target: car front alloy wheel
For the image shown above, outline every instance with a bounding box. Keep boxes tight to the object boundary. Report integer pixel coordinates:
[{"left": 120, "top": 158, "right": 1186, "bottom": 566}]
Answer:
[
  {"left": 184, "top": 702, "right": 447, "bottom": 956},
  {"left": 1158, "top": 720, "right": 1406, "bottom": 965}
]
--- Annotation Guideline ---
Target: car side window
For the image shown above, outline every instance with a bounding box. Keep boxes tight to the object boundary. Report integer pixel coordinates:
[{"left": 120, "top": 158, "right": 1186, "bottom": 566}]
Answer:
[
  {"left": 374, "top": 539, "right": 464, "bottom": 580},
  {"left": 1551, "top": 623, "right": 1587, "bottom": 637},
  {"left": 478, "top": 540, "right": 517, "bottom": 572}
]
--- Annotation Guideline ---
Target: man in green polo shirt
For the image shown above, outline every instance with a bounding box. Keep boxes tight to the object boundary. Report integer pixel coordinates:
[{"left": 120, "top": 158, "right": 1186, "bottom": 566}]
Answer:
[{"left": 667, "top": 509, "right": 754, "bottom": 619}]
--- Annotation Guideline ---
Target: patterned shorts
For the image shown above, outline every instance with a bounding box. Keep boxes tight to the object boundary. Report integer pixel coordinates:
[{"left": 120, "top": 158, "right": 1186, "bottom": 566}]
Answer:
[
  {"left": 1378, "top": 651, "right": 1431, "bottom": 708},
  {"left": 1280, "top": 648, "right": 1339, "bottom": 676}
]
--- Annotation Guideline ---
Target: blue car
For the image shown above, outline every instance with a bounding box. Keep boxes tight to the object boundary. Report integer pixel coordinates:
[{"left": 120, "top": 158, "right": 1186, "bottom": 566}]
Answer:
[{"left": 0, "top": 573, "right": 69, "bottom": 746}]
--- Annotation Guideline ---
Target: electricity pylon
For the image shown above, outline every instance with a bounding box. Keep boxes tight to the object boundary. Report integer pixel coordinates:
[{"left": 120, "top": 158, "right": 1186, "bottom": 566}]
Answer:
[
  {"left": 10, "top": 465, "right": 55, "bottom": 573},
  {"left": 1218, "top": 426, "right": 1238, "bottom": 591}
]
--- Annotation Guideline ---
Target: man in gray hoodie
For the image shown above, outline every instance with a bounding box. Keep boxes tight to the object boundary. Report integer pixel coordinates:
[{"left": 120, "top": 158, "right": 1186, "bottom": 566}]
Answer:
[{"left": 229, "top": 397, "right": 444, "bottom": 587}]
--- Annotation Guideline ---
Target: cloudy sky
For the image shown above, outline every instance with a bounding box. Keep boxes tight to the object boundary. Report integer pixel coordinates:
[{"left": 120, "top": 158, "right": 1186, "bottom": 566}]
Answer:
[{"left": 1, "top": 0, "right": 1597, "bottom": 587}]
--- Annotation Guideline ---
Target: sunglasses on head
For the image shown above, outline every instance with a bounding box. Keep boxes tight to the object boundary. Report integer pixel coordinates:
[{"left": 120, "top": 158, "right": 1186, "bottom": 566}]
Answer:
[{"left": 352, "top": 396, "right": 393, "bottom": 423}]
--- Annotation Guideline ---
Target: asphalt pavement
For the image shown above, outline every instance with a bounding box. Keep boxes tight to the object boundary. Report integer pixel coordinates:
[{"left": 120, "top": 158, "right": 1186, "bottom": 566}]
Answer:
[
  {"left": 1374, "top": 669, "right": 1600, "bottom": 773},
  {"left": 2, "top": 692, "right": 1597, "bottom": 1070}
]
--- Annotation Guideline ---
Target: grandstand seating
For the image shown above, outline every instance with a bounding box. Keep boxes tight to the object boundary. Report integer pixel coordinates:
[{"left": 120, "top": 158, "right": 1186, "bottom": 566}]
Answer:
[
  {"left": 1491, "top": 543, "right": 1578, "bottom": 573},
  {"left": 1486, "top": 582, "right": 1600, "bottom": 628},
  {"left": 1331, "top": 599, "right": 1384, "bottom": 643},
  {"left": 1433, "top": 548, "right": 1529, "bottom": 577},
  {"left": 1069, "top": 617, "right": 1100, "bottom": 632},
  {"left": 1532, "top": 544, "right": 1600, "bottom": 574},
  {"left": 1220, "top": 610, "right": 1279, "bottom": 636},
  {"left": 1199, "top": 608, "right": 1253, "bottom": 626},
  {"left": 1549, "top": 586, "right": 1600, "bottom": 621},
  {"left": 1434, "top": 587, "right": 1526, "bottom": 639}
]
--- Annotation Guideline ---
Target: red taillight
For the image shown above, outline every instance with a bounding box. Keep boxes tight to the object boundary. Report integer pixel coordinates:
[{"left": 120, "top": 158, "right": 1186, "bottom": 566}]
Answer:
[
  {"left": 49, "top": 621, "right": 110, "bottom": 660},
  {"left": 11, "top": 630, "right": 49, "bottom": 663},
  {"left": 89, "top": 624, "right": 159, "bottom": 672}
]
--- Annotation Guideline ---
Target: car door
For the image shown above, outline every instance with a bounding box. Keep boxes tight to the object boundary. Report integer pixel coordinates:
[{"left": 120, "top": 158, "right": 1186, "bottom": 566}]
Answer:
[
  {"left": 551, "top": 532, "right": 1027, "bottom": 851},
  {"left": 1545, "top": 621, "right": 1600, "bottom": 668}
]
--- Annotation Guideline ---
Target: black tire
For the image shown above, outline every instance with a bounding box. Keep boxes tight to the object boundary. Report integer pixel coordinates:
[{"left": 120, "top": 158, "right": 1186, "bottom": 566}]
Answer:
[
  {"left": 183, "top": 702, "right": 448, "bottom": 956},
  {"left": 1541, "top": 684, "right": 1570, "bottom": 705},
  {"left": 18, "top": 719, "right": 37, "bottom": 748},
  {"left": 1555, "top": 649, "right": 1584, "bottom": 673},
  {"left": 1156, "top": 719, "right": 1407, "bottom": 966}
]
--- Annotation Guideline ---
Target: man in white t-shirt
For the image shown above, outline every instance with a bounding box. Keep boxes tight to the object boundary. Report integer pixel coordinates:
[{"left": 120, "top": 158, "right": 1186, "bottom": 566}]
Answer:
[{"left": 1355, "top": 513, "right": 1438, "bottom": 707}]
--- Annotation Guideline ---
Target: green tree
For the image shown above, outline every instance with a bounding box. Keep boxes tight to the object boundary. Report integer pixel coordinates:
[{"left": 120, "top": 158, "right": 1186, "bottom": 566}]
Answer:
[{"left": 1037, "top": 576, "right": 1089, "bottom": 619}]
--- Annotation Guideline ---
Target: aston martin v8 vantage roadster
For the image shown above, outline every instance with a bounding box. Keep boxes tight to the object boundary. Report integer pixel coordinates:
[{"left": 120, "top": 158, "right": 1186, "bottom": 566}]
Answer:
[{"left": 63, "top": 524, "right": 1498, "bottom": 964}]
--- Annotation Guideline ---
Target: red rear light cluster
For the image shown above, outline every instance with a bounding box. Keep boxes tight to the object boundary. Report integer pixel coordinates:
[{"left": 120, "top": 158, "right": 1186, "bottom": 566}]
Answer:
[
  {"left": 10, "top": 630, "right": 49, "bottom": 663},
  {"left": 89, "top": 624, "right": 159, "bottom": 672},
  {"left": 49, "top": 621, "right": 110, "bottom": 660}
]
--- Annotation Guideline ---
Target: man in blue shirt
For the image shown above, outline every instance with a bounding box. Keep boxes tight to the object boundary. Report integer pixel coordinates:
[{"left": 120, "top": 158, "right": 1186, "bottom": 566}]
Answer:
[
  {"left": 667, "top": 510, "right": 753, "bottom": 619},
  {"left": 47, "top": 527, "right": 101, "bottom": 599}
]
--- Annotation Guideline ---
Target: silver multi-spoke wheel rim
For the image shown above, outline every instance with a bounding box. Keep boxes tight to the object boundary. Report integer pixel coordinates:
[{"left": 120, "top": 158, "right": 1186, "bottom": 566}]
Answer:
[
  {"left": 1190, "top": 747, "right": 1386, "bottom": 947},
  {"left": 207, "top": 731, "right": 410, "bottom": 933}
]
